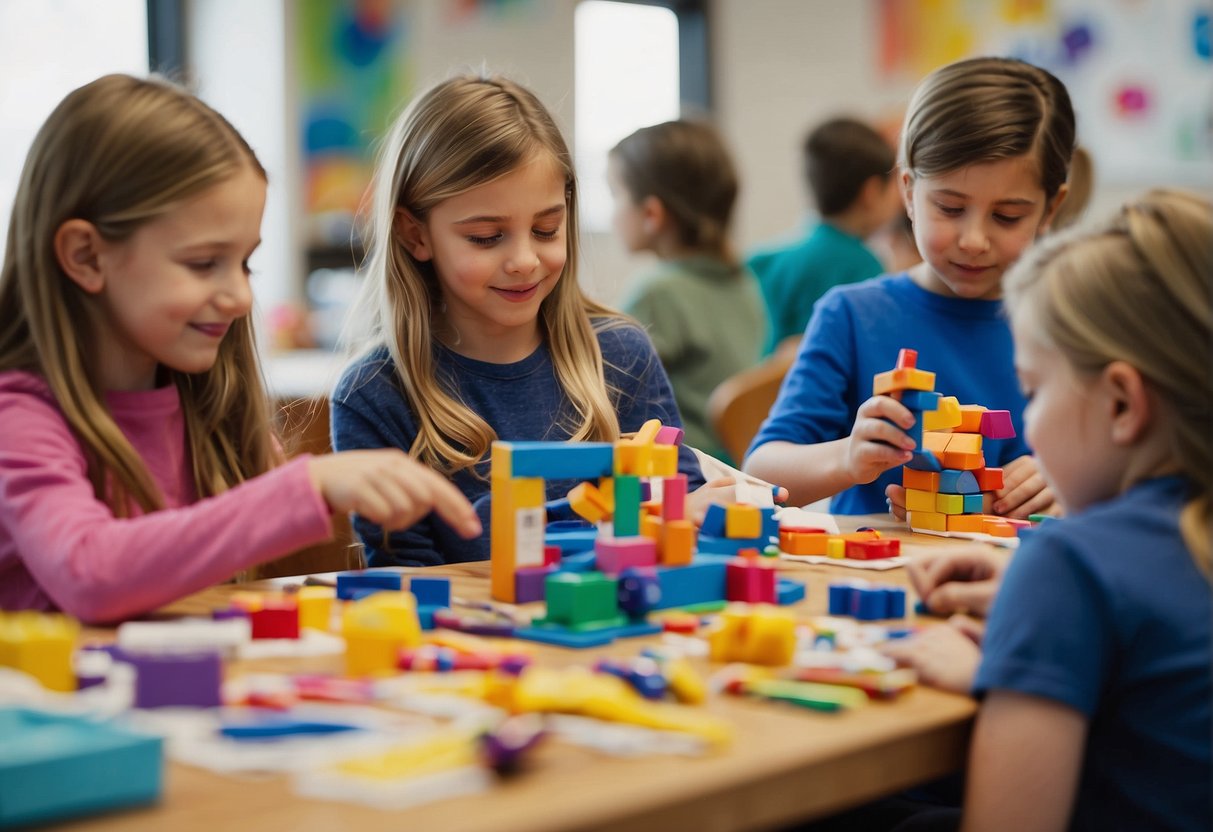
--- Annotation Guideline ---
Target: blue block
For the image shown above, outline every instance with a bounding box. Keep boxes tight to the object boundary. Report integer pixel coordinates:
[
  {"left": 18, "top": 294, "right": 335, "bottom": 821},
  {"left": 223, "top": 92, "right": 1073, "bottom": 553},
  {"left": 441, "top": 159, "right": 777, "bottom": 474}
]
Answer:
[
  {"left": 904, "top": 417, "right": 924, "bottom": 449},
  {"left": 963, "top": 493, "right": 984, "bottom": 513},
  {"left": 828, "top": 583, "right": 853, "bottom": 616},
  {"left": 760, "top": 506, "right": 779, "bottom": 541},
  {"left": 701, "top": 503, "right": 727, "bottom": 537},
  {"left": 513, "top": 619, "right": 661, "bottom": 649},
  {"left": 938, "top": 469, "right": 980, "bottom": 494},
  {"left": 886, "top": 587, "right": 907, "bottom": 618},
  {"left": 500, "top": 441, "right": 616, "bottom": 479},
  {"left": 336, "top": 570, "right": 402, "bottom": 600},
  {"left": 653, "top": 562, "right": 728, "bottom": 610},
  {"left": 545, "top": 523, "right": 598, "bottom": 554},
  {"left": 696, "top": 534, "right": 769, "bottom": 556},
  {"left": 899, "top": 389, "right": 941, "bottom": 411},
  {"left": 776, "top": 578, "right": 806, "bottom": 605},
  {"left": 852, "top": 587, "right": 886, "bottom": 620},
  {"left": 0, "top": 708, "right": 163, "bottom": 827},
  {"left": 905, "top": 449, "right": 942, "bottom": 471},
  {"left": 556, "top": 549, "right": 597, "bottom": 572},
  {"left": 409, "top": 576, "right": 451, "bottom": 608},
  {"left": 417, "top": 606, "right": 436, "bottom": 630}
]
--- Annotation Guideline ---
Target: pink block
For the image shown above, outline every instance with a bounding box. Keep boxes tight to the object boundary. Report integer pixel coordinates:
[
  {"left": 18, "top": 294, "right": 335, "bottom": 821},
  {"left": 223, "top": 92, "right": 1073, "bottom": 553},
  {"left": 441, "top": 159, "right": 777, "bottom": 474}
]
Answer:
[
  {"left": 515, "top": 566, "right": 554, "bottom": 604},
  {"left": 595, "top": 536, "right": 658, "bottom": 575},
  {"left": 978, "top": 410, "right": 1016, "bottom": 439},
  {"left": 725, "top": 558, "right": 777, "bottom": 603},
  {"left": 654, "top": 426, "right": 684, "bottom": 446},
  {"left": 662, "top": 474, "right": 688, "bottom": 521}
]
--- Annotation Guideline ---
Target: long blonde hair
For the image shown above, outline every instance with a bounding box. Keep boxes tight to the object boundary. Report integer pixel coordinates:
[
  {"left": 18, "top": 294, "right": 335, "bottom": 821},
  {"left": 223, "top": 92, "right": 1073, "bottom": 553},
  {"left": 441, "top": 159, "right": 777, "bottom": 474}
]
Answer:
[
  {"left": 0, "top": 74, "right": 278, "bottom": 516},
  {"left": 1004, "top": 189, "right": 1213, "bottom": 576},
  {"left": 347, "top": 73, "right": 624, "bottom": 477}
]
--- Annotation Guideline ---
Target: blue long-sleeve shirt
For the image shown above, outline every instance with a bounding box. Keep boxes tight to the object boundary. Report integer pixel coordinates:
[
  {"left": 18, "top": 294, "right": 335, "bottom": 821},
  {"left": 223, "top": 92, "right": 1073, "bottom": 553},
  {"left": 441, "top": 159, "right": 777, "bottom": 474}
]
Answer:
[
  {"left": 331, "top": 321, "right": 704, "bottom": 566},
  {"left": 748, "top": 273, "right": 1030, "bottom": 514}
]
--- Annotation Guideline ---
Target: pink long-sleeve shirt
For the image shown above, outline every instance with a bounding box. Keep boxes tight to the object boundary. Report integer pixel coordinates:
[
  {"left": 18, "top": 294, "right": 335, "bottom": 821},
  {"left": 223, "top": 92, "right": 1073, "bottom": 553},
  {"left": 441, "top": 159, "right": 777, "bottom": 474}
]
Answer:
[{"left": 0, "top": 371, "right": 332, "bottom": 623}]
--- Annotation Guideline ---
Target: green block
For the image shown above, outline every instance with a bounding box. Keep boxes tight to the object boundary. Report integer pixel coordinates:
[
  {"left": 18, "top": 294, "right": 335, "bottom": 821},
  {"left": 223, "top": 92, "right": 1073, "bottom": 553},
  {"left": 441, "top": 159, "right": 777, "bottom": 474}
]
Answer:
[
  {"left": 613, "top": 475, "right": 641, "bottom": 536},
  {"left": 538, "top": 572, "right": 626, "bottom": 632}
]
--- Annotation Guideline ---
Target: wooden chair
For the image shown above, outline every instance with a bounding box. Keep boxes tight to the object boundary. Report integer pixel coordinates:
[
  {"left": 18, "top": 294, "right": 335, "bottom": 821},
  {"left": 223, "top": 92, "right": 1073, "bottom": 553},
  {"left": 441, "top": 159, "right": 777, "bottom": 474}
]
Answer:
[{"left": 706, "top": 337, "right": 799, "bottom": 465}]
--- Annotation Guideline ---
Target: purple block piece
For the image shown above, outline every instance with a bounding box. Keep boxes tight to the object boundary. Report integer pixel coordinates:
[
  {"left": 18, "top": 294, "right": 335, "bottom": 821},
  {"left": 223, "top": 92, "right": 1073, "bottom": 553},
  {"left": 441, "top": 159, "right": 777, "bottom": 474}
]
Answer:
[
  {"left": 654, "top": 426, "right": 684, "bottom": 446},
  {"left": 514, "top": 566, "right": 554, "bottom": 604},
  {"left": 617, "top": 566, "right": 661, "bottom": 617},
  {"left": 121, "top": 650, "right": 223, "bottom": 709},
  {"left": 978, "top": 410, "right": 1016, "bottom": 440}
]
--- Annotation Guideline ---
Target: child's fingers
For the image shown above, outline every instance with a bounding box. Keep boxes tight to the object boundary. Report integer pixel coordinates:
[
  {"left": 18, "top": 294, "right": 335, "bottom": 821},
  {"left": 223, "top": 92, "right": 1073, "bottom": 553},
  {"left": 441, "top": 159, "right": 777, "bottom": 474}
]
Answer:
[
  {"left": 994, "top": 471, "right": 1048, "bottom": 516},
  {"left": 855, "top": 414, "right": 917, "bottom": 451},
  {"left": 885, "top": 484, "right": 907, "bottom": 520},
  {"left": 858, "top": 395, "right": 916, "bottom": 430},
  {"left": 948, "top": 613, "right": 986, "bottom": 645},
  {"left": 926, "top": 578, "right": 998, "bottom": 618},
  {"left": 425, "top": 478, "right": 482, "bottom": 538}
]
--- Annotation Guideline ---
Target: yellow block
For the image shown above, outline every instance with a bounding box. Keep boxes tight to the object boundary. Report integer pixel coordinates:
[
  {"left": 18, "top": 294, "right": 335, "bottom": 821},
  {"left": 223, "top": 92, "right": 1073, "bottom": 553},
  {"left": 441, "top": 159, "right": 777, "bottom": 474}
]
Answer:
[
  {"left": 641, "top": 513, "right": 663, "bottom": 542},
  {"left": 922, "top": 395, "right": 961, "bottom": 431},
  {"left": 0, "top": 611, "right": 79, "bottom": 692},
  {"left": 908, "top": 510, "right": 948, "bottom": 532},
  {"left": 297, "top": 586, "right": 336, "bottom": 631},
  {"left": 905, "top": 488, "right": 938, "bottom": 513},
  {"left": 490, "top": 476, "right": 546, "bottom": 603},
  {"left": 923, "top": 432, "right": 950, "bottom": 454},
  {"left": 650, "top": 443, "right": 679, "bottom": 477},
  {"left": 569, "top": 481, "right": 609, "bottom": 523},
  {"left": 709, "top": 604, "right": 797, "bottom": 665},
  {"left": 935, "top": 493, "right": 966, "bottom": 514},
  {"left": 725, "top": 504, "right": 761, "bottom": 538},
  {"left": 633, "top": 418, "right": 663, "bottom": 445},
  {"left": 342, "top": 591, "right": 421, "bottom": 677},
  {"left": 826, "top": 538, "right": 846, "bottom": 559}
]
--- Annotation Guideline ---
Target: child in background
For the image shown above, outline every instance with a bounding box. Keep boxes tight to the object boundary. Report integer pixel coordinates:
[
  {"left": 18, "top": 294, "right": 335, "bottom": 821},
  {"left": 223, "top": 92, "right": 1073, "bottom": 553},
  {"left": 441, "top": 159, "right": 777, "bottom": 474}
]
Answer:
[
  {"left": 610, "top": 120, "right": 767, "bottom": 464},
  {"left": 889, "top": 189, "right": 1211, "bottom": 830},
  {"left": 746, "top": 117, "right": 902, "bottom": 354},
  {"left": 746, "top": 57, "right": 1072, "bottom": 517},
  {"left": 0, "top": 75, "right": 479, "bottom": 623},
  {"left": 332, "top": 75, "right": 711, "bottom": 568}
]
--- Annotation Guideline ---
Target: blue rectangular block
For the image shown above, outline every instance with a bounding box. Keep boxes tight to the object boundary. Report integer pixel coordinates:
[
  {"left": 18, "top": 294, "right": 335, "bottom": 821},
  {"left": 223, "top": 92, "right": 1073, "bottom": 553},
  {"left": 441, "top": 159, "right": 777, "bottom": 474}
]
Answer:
[
  {"left": 409, "top": 576, "right": 451, "bottom": 608},
  {"left": 938, "top": 469, "right": 980, "bottom": 494},
  {"left": 701, "top": 503, "right": 727, "bottom": 537},
  {"left": 336, "top": 570, "right": 402, "bottom": 600},
  {"left": 899, "top": 389, "right": 941, "bottom": 411},
  {"left": 760, "top": 506, "right": 779, "bottom": 541},
  {"left": 905, "top": 450, "right": 942, "bottom": 471},
  {"left": 776, "top": 578, "right": 806, "bottom": 605},
  {"left": 501, "top": 442, "right": 616, "bottom": 479},
  {"left": 963, "top": 493, "right": 984, "bottom": 513},
  {"left": 654, "top": 562, "right": 727, "bottom": 610},
  {"left": 695, "top": 534, "right": 767, "bottom": 555},
  {"left": 0, "top": 708, "right": 163, "bottom": 827}
]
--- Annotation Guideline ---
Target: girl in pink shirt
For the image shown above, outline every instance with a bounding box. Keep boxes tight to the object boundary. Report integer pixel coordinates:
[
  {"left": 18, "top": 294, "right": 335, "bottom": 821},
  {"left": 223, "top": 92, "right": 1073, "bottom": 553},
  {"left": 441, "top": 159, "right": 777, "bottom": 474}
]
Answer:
[{"left": 0, "top": 74, "right": 479, "bottom": 623}]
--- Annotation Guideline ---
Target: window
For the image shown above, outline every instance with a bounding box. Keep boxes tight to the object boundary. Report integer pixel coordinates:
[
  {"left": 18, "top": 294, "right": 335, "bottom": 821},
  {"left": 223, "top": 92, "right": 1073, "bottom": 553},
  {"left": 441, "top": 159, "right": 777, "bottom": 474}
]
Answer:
[
  {"left": 0, "top": 0, "right": 148, "bottom": 263},
  {"left": 574, "top": 1, "right": 682, "bottom": 231}
]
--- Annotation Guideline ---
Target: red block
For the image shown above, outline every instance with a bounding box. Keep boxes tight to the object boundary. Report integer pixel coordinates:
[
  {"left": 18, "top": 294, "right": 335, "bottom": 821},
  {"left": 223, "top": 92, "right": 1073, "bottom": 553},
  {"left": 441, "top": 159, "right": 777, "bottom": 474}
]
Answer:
[
  {"left": 725, "top": 558, "right": 777, "bottom": 603},
  {"left": 973, "top": 467, "right": 1004, "bottom": 491},
  {"left": 250, "top": 601, "right": 300, "bottom": 639},
  {"left": 844, "top": 539, "right": 901, "bottom": 560}
]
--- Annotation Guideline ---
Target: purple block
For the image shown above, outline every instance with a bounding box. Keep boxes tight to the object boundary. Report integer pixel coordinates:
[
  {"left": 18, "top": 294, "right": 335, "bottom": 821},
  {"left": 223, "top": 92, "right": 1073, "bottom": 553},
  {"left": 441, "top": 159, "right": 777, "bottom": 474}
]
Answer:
[
  {"left": 617, "top": 566, "right": 661, "bottom": 617},
  {"left": 121, "top": 650, "right": 223, "bottom": 709},
  {"left": 978, "top": 410, "right": 1016, "bottom": 440},
  {"left": 515, "top": 566, "right": 554, "bottom": 604}
]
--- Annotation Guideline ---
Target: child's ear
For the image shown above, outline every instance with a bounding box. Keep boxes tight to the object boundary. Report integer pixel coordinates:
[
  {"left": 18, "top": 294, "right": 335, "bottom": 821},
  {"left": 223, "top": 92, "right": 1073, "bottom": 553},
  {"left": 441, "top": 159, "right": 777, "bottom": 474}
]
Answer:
[
  {"left": 394, "top": 209, "right": 432, "bottom": 261},
  {"left": 899, "top": 170, "right": 915, "bottom": 220},
  {"left": 640, "top": 195, "right": 666, "bottom": 235},
  {"left": 1103, "top": 360, "right": 1152, "bottom": 446},
  {"left": 54, "top": 219, "right": 107, "bottom": 294},
  {"left": 1039, "top": 183, "right": 1070, "bottom": 233}
]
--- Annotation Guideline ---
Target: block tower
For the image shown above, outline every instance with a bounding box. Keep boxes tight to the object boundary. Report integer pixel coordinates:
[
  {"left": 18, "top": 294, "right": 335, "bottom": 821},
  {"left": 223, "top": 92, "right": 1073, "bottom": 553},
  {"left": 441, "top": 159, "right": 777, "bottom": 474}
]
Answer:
[{"left": 875, "top": 349, "right": 1028, "bottom": 540}]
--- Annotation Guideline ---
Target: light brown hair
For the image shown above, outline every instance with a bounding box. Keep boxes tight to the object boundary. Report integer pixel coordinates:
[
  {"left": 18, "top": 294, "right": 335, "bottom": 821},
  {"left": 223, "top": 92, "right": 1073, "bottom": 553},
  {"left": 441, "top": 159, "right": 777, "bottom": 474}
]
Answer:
[
  {"left": 0, "top": 74, "right": 277, "bottom": 516},
  {"left": 1004, "top": 189, "right": 1213, "bottom": 575},
  {"left": 346, "top": 73, "right": 626, "bottom": 478}
]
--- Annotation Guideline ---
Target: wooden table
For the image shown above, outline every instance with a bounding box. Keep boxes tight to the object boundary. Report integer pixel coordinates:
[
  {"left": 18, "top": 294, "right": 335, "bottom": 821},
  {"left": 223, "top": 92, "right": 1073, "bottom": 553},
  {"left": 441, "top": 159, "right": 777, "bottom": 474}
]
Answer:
[{"left": 62, "top": 516, "right": 977, "bottom": 832}]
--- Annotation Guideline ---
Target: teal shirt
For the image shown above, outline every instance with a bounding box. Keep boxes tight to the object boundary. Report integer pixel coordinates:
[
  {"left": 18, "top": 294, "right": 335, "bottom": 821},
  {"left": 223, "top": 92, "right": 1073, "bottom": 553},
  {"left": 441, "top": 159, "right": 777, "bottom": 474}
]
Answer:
[
  {"left": 620, "top": 256, "right": 766, "bottom": 463},
  {"left": 747, "top": 222, "right": 883, "bottom": 354}
]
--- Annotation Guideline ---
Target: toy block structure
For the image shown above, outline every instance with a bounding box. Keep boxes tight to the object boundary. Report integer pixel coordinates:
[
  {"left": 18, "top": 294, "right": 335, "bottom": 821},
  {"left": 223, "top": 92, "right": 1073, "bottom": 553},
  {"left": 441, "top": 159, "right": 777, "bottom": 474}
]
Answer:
[
  {"left": 0, "top": 707, "right": 162, "bottom": 827},
  {"left": 874, "top": 350, "right": 1025, "bottom": 541},
  {"left": 777, "top": 526, "right": 900, "bottom": 564},
  {"left": 0, "top": 611, "right": 79, "bottom": 692}
]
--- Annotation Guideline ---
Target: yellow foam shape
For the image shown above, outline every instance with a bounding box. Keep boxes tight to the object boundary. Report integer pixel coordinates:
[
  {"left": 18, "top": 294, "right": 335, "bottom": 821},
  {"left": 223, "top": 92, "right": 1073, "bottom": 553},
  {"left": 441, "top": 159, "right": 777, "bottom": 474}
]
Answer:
[{"left": 922, "top": 396, "right": 961, "bottom": 430}]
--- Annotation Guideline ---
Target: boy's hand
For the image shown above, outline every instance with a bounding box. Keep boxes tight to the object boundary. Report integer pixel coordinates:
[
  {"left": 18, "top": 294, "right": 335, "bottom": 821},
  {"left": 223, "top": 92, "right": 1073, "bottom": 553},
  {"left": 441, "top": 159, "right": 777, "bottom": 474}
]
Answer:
[
  {"left": 882, "top": 615, "right": 984, "bottom": 694},
  {"left": 846, "top": 395, "right": 916, "bottom": 485},
  {"left": 993, "top": 455, "right": 1056, "bottom": 519},
  {"left": 885, "top": 483, "right": 907, "bottom": 521},
  {"left": 909, "top": 545, "right": 1008, "bottom": 617},
  {"left": 309, "top": 450, "right": 481, "bottom": 537}
]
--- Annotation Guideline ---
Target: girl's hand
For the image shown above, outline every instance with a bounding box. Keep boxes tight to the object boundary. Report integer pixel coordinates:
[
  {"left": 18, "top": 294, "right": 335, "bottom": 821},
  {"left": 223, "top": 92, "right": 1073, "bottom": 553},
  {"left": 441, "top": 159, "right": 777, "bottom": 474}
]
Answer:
[
  {"left": 908, "top": 544, "right": 1008, "bottom": 617},
  {"left": 882, "top": 615, "right": 984, "bottom": 694},
  {"left": 845, "top": 395, "right": 915, "bottom": 485},
  {"left": 308, "top": 450, "right": 481, "bottom": 537},
  {"left": 992, "top": 455, "right": 1057, "bottom": 519},
  {"left": 885, "top": 483, "right": 907, "bottom": 521}
]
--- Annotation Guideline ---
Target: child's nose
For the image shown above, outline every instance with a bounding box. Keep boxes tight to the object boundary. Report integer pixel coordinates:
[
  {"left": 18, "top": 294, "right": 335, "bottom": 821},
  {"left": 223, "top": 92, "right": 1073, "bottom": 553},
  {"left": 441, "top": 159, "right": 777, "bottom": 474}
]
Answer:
[
  {"left": 505, "top": 241, "right": 540, "bottom": 275},
  {"left": 215, "top": 267, "right": 253, "bottom": 315},
  {"left": 958, "top": 219, "right": 990, "bottom": 254}
]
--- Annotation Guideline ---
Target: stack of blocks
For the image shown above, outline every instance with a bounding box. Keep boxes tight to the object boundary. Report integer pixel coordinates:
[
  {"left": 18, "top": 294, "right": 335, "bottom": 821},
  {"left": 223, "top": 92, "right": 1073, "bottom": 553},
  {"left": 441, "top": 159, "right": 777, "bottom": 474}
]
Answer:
[
  {"left": 876, "top": 349, "right": 1028, "bottom": 539},
  {"left": 697, "top": 502, "right": 778, "bottom": 556},
  {"left": 827, "top": 581, "right": 907, "bottom": 621}
]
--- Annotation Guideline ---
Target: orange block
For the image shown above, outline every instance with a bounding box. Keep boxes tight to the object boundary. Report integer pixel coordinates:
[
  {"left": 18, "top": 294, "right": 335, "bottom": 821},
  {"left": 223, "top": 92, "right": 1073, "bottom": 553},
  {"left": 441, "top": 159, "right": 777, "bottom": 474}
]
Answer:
[
  {"left": 946, "top": 514, "right": 988, "bottom": 533},
  {"left": 641, "top": 513, "right": 663, "bottom": 542},
  {"left": 942, "top": 451, "right": 985, "bottom": 470},
  {"left": 874, "top": 367, "right": 937, "bottom": 396},
  {"left": 957, "top": 405, "right": 987, "bottom": 433},
  {"left": 780, "top": 531, "right": 829, "bottom": 556},
  {"left": 903, "top": 468, "right": 940, "bottom": 491},
  {"left": 923, "top": 432, "right": 950, "bottom": 454},
  {"left": 945, "top": 433, "right": 982, "bottom": 455},
  {"left": 982, "top": 518, "right": 1017, "bottom": 538},
  {"left": 662, "top": 519, "right": 695, "bottom": 565}
]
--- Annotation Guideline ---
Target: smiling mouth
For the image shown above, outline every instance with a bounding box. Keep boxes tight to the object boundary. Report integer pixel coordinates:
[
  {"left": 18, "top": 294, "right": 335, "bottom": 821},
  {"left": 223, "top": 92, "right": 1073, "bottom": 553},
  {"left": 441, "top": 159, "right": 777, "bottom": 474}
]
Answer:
[
  {"left": 952, "top": 262, "right": 993, "bottom": 273},
  {"left": 189, "top": 323, "right": 230, "bottom": 338},
  {"left": 492, "top": 282, "right": 541, "bottom": 302}
]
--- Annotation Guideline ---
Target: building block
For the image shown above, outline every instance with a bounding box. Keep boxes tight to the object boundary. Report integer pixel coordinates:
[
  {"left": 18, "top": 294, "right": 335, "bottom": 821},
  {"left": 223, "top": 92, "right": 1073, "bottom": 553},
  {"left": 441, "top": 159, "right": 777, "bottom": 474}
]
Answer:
[
  {"left": 0, "top": 612, "right": 78, "bottom": 692},
  {"left": 632, "top": 418, "right": 663, "bottom": 445},
  {"left": 982, "top": 518, "right": 1017, "bottom": 538},
  {"left": 653, "top": 561, "right": 728, "bottom": 610},
  {"left": 490, "top": 475, "right": 545, "bottom": 602},
  {"left": 336, "top": 570, "right": 402, "bottom": 600},
  {"left": 655, "top": 425, "right": 684, "bottom": 445},
  {"left": 935, "top": 493, "right": 965, "bottom": 515},
  {"left": 249, "top": 599, "right": 300, "bottom": 640},
  {"left": 296, "top": 586, "right": 335, "bottom": 632},
  {"left": 759, "top": 506, "right": 779, "bottom": 541},
  {"left": 938, "top": 469, "right": 980, "bottom": 494},
  {"left": 708, "top": 604, "right": 797, "bottom": 665},
  {"left": 0, "top": 708, "right": 162, "bottom": 827},
  {"left": 844, "top": 538, "right": 901, "bottom": 560},
  {"left": 701, "top": 503, "right": 727, "bottom": 537},
  {"left": 662, "top": 474, "right": 688, "bottom": 521},
  {"left": 941, "top": 451, "right": 984, "bottom": 470},
  {"left": 491, "top": 441, "right": 615, "bottom": 480},
  {"left": 923, "top": 432, "right": 950, "bottom": 454},
  {"left": 905, "top": 488, "right": 938, "bottom": 513},
  {"left": 944, "top": 433, "right": 982, "bottom": 455},
  {"left": 514, "top": 566, "right": 555, "bottom": 604},
  {"left": 908, "top": 510, "right": 948, "bottom": 532},
  {"left": 978, "top": 410, "right": 1016, "bottom": 439},
  {"left": 537, "top": 572, "right": 626, "bottom": 632},
  {"left": 513, "top": 619, "right": 661, "bottom": 649},
  {"left": 905, "top": 449, "right": 942, "bottom": 471},
  {"left": 545, "top": 522, "right": 597, "bottom": 555},
  {"left": 342, "top": 592, "right": 422, "bottom": 677},
  {"left": 544, "top": 544, "right": 562, "bottom": 566},
  {"left": 776, "top": 578, "right": 807, "bottom": 605},
  {"left": 779, "top": 528, "right": 829, "bottom": 556},
  {"left": 595, "top": 535, "right": 658, "bottom": 575},
  {"left": 641, "top": 513, "right": 663, "bottom": 543},
  {"left": 827, "top": 582, "right": 907, "bottom": 621},
  {"left": 118, "top": 649, "right": 223, "bottom": 709},
  {"left": 896, "top": 347, "right": 917, "bottom": 368},
  {"left": 725, "top": 558, "right": 777, "bottom": 603},
  {"left": 725, "top": 504, "right": 762, "bottom": 538},
  {"left": 903, "top": 468, "right": 940, "bottom": 491},
  {"left": 697, "top": 534, "right": 768, "bottom": 555},
  {"left": 568, "top": 481, "right": 612, "bottom": 523},
  {"left": 617, "top": 567, "right": 662, "bottom": 617},
  {"left": 946, "top": 514, "right": 988, "bottom": 533},
  {"left": 922, "top": 395, "right": 962, "bottom": 430},
  {"left": 873, "top": 366, "right": 936, "bottom": 395},
  {"left": 826, "top": 538, "right": 847, "bottom": 559},
  {"left": 899, "top": 388, "right": 941, "bottom": 411},
  {"left": 649, "top": 443, "right": 679, "bottom": 477},
  {"left": 903, "top": 415, "right": 924, "bottom": 449},
  {"left": 613, "top": 475, "right": 642, "bottom": 537},
  {"left": 957, "top": 405, "right": 987, "bottom": 433},
  {"left": 661, "top": 519, "right": 695, "bottom": 566},
  {"left": 974, "top": 467, "right": 1005, "bottom": 491},
  {"left": 963, "top": 493, "right": 984, "bottom": 513}
]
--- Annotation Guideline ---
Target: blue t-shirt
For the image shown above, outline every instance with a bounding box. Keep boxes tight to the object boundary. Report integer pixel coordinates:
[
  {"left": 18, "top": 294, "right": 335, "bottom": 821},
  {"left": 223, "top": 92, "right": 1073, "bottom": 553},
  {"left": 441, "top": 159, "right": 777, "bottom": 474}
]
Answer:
[
  {"left": 746, "top": 221, "right": 884, "bottom": 354},
  {"left": 747, "top": 273, "right": 1030, "bottom": 514},
  {"left": 330, "top": 321, "right": 704, "bottom": 567},
  {"left": 975, "top": 476, "right": 1211, "bottom": 832}
]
